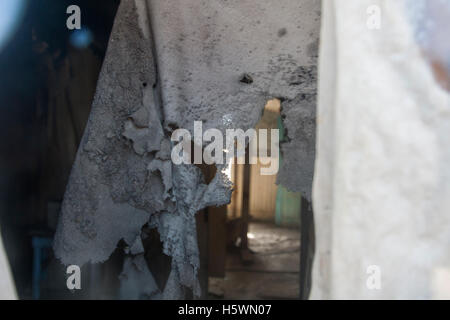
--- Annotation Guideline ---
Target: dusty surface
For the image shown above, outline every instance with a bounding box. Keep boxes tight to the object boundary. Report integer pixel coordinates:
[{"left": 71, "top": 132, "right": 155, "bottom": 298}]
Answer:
[
  {"left": 149, "top": 0, "right": 320, "bottom": 200},
  {"left": 210, "top": 222, "right": 300, "bottom": 300},
  {"left": 54, "top": 1, "right": 232, "bottom": 298},
  {"left": 54, "top": 0, "right": 319, "bottom": 299}
]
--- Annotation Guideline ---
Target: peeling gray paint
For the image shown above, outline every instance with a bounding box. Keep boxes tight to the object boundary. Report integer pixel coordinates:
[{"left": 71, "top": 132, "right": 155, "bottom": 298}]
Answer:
[{"left": 54, "top": 0, "right": 321, "bottom": 298}]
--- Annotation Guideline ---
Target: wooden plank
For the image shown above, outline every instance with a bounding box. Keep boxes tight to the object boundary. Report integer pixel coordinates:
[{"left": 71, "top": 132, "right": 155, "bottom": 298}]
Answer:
[
  {"left": 196, "top": 210, "right": 209, "bottom": 298},
  {"left": 240, "top": 147, "right": 253, "bottom": 264},
  {"left": 249, "top": 160, "right": 278, "bottom": 221},
  {"left": 207, "top": 206, "right": 227, "bottom": 278},
  {"left": 196, "top": 164, "right": 227, "bottom": 279},
  {"left": 299, "top": 197, "right": 315, "bottom": 300}
]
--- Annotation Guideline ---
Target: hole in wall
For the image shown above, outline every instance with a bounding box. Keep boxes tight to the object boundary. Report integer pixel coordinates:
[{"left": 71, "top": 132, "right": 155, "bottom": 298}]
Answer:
[{"left": 206, "top": 98, "right": 305, "bottom": 300}]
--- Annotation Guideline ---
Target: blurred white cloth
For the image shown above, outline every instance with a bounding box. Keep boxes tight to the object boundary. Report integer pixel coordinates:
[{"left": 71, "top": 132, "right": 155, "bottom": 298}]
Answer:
[
  {"left": 312, "top": 0, "right": 450, "bottom": 299},
  {"left": 0, "top": 233, "right": 16, "bottom": 299}
]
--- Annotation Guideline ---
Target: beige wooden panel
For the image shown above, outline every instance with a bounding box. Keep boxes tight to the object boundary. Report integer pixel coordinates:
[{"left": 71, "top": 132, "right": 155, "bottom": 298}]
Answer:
[
  {"left": 249, "top": 160, "right": 278, "bottom": 221},
  {"left": 227, "top": 162, "right": 244, "bottom": 219},
  {"left": 227, "top": 99, "right": 280, "bottom": 221}
]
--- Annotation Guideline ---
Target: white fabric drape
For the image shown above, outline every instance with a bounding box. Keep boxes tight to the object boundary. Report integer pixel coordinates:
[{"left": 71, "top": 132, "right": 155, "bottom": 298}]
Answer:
[
  {"left": 0, "top": 232, "right": 16, "bottom": 299},
  {"left": 312, "top": 0, "right": 450, "bottom": 299}
]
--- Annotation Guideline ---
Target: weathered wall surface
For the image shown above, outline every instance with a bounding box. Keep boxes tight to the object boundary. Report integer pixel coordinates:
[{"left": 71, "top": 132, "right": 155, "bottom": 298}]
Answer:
[
  {"left": 54, "top": 0, "right": 320, "bottom": 299},
  {"left": 148, "top": 0, "right": 320, "bottom": 199},
  {"left": 312, "top": 0, "right": 450, "bottom": 299}
]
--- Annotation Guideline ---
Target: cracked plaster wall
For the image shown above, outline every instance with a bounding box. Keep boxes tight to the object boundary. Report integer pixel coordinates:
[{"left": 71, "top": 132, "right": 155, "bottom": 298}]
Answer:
[{"left": 54, "top": 0, "right": 320, "bottom": 299}]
